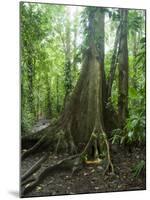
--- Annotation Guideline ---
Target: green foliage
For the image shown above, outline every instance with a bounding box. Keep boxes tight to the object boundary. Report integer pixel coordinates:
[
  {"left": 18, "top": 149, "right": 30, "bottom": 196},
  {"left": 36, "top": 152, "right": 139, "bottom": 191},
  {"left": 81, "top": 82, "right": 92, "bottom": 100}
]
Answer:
[
  {"left": 132, "top": 160, "right": 145, "bottom": 177},
  {"left": 111, "top": 109, "right": 145, "bottom": 145},
  {"left": 125, "top": 113, "right": 145, "bottom": 144},
  {"left": 21, "top": 3, "right": 82, "bottom": 131},
  {"left": 21, "top": 108, "right": 35, "bottom": 134},
  {"left": 128, "top": 10, "right": 145, "bottom": 33},
  {"left": 81, "top": 154, "right": 88, "bottom": 162},
  {"left": 135, "top": 37, "right": 146, "bottom": 66},
  {"left": 110, "top": 129, "right": 122, "bottom": 144},
  {"left": 20, "top": 2, "right": 146, "bottom": 148}
]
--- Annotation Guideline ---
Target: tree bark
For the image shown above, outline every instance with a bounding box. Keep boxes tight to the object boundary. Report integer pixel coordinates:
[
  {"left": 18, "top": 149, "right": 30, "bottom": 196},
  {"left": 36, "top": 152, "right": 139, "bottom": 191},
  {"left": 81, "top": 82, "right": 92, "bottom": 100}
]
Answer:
[
  {"left": 64, "top": 12, "right": 72, "bottom": 104},
  {"left": 27, "top": 53, "right": 34, "bottom": 115},
  {"left": 118, "top": 9, "right": 129, "bottom": 128},
  {"left": 95, "top": 9, "right": 107, "bottom": 114},
  {"left": 107, "top": 23, "right": 121, "bottom": 100},
  {"left": 45, "top": 75, "right": 52, "bottom": 118},
  {"left": 21, "top": 9, "right": 115, "bottom": 194}
]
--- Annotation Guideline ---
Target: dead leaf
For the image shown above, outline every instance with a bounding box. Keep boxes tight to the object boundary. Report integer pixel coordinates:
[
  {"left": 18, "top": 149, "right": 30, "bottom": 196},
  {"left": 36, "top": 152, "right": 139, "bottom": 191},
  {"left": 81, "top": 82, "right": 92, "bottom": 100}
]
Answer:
[
  {"left": 84, "top": 172, "right": 88, "bottom": 176},
  {"left": 85, "top": 158, "right": 101, "bottom": 165},
  {"left": 97, "top": 166, "right": 103, "bottom": 171},
  {"left": 36, "top": 186, "right": 42, "bottom": 191},
  {"left": 91, "top": 169, "right": 95, "bottom": 173}
]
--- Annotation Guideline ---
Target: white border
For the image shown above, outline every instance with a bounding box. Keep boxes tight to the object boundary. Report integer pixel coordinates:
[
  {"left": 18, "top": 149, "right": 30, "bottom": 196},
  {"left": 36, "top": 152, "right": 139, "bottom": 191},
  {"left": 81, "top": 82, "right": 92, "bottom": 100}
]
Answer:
[{"left": 0, "top": 0, "right": 150, "bottom": 199}]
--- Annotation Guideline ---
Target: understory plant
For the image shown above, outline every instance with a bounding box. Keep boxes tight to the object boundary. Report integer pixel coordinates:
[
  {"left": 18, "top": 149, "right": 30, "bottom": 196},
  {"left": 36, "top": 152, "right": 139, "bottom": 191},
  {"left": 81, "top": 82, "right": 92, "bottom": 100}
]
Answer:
[{"left": 132, "top": 160, "right": 145, "bottom": 177}]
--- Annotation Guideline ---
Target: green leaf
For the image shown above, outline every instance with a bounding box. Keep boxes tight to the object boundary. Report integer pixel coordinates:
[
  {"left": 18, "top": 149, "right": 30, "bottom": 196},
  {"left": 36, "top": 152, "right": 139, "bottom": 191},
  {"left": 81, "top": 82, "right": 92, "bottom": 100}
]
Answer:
[
  {"left": 129, "top": 87, "right": 137, "bottom": 98},
  {"left": 128, "top": 131, "right": 133, "bottom": 138}
]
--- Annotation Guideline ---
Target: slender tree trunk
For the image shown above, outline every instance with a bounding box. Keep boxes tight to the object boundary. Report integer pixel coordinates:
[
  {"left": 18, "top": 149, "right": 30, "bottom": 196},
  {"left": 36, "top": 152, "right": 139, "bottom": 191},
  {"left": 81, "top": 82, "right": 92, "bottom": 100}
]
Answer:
[
  {"left": 35, "top": 82, "right": 39, "bottom": 120},
  {"left": 107, "top": 23, "right": 121, "bottom": 100},
  {"left": 132, "top": 31, "right": 137, "bottom": 88},
  {"left": 47, "top": 81, "right": 52, "bottom": 118},
  {"left": 27, "top": 53, "right": 34, "bottom": 115},
  {"left": 72, "top": 9, "right": 79, "bottom": 84},
  {"left": 64, "top": 13, "right": 72, "bottom": 104},
  {"left": 56, "top": 76, "right": 60, "bottom": 113},
  {"left": 118, "top": 9, "right": 129, "bottom": 128}
]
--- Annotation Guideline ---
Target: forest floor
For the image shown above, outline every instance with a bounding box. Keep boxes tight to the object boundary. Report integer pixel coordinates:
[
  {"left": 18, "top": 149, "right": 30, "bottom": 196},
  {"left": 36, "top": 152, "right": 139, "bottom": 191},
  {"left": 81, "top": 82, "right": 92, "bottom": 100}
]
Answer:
[
  {"left": 21, "top": 120, "right": 146, "bottom": 197},
  {"left": 21, "top": 145, "right": 146, "bottom": 197}
]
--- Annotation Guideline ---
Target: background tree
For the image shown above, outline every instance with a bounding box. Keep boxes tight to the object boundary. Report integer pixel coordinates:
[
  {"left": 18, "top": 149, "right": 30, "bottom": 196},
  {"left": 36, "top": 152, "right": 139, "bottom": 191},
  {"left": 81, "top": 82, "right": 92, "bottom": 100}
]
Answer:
[{"left": 118, "top": 9, "right": 129, "bottom": 128}]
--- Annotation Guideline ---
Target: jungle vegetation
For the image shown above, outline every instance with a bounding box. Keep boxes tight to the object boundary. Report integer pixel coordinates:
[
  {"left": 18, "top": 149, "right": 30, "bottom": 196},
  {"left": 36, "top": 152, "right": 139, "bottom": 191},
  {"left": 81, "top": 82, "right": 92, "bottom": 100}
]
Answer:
[{"left": 20, "top": 2, "right": 146, "bottom": 196}]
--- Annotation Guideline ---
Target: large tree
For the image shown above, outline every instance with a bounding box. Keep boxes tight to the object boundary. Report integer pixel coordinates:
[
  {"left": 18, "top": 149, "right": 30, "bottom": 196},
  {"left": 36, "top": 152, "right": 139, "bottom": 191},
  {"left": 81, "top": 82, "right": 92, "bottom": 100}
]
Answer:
[{"left": 21, "top": 7, "right": 114, "bottom": 195}]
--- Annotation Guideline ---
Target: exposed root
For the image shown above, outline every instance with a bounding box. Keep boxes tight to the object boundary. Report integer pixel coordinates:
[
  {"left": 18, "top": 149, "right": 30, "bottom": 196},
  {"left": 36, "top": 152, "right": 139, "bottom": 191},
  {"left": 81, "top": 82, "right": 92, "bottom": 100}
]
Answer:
[
  {"left": 21, "top": 177, "right": 35, "bottom": 186},
  {"left": 66, "top": 123, "right": 77, "bottom": 154},
  {"left": 55, "top": 130, "right": 64, "bottom": 154},
  {"left": 101, "top": 131, "right": 114, "bottom": 174},
  {"left": 21, "top": 153, "right": 49, "bottom": 182},
  {"left": 81, "top": 131, "right": 97, "bottom": 156},
  {"left": 69, "top": 140, "right": 77, "bottom": 154},
  {"left": 22, "top": 154, "right": 81, "bottom": 195},
  {"left": 21, "top": 127, "right": 114, "bottom": 195},
  {"left": 81, "top": 128, "right": 114, "bottom": 174},
  {"left": 21, "top": 136, "right": 46, "bottom": 160}
]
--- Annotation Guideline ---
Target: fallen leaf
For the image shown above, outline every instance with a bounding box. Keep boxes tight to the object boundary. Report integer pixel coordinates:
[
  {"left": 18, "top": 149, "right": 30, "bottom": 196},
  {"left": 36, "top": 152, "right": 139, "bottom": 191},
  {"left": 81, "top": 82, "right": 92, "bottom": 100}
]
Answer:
[
  {"left": 85, "top": 158, "right": 101, "bottom": 165},
  {"left": 91, "top": 169, "right": 95, "bottom": 173},
  {"left": 117, "top": 185, "right": 122, "bottom": 189},
  {"left": 84, "top": 172, "right": 88, "bottom": 176},
  {"left": 97, "top": 166, "right": 103, "bottom": 171},
  {"left": 36, "top": 186, "right": 42, "bottom": 191}
]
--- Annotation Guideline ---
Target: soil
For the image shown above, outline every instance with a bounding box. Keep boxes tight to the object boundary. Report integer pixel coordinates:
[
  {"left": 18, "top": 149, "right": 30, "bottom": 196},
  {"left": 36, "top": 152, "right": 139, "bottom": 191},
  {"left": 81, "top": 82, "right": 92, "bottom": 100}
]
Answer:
[{"left": 21, "top": 145, "right": 146, "bottom": 198}]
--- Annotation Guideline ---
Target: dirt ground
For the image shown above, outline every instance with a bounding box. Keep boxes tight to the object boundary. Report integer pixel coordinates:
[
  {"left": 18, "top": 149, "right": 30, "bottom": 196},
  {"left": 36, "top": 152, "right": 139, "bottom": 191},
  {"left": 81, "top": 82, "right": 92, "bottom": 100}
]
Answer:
[{"left": 21, "top": 145, "right": 146, "bottom": 198}]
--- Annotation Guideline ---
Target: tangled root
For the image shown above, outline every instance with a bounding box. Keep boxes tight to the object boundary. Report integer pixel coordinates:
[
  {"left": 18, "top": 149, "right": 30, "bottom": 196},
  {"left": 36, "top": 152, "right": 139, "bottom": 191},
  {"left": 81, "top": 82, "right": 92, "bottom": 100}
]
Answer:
[
  {"left": 21, "top": 126, "right": 114, "bottom": 196},
  {"left": 101, "top": 131, "right": 114, "bottom": 174},
  {"left": 21, "top": 154, "right": 81, "bottom": 195},
  {"left": 22, "top": 136, "right": 46, "bottom": 160}
]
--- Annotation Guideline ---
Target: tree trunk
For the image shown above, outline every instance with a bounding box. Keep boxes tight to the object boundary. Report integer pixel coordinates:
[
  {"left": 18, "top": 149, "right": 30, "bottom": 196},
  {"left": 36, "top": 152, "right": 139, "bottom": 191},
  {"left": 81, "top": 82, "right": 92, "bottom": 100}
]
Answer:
[
  {"left": 27, "top": 54, "right": 34, "bottom": 115},
  {"left": 107, "top": 23, "right": 121, "bottom": 100},
  {"left": 132, "top": 31, "right": 137, "bottom": 88},
  {"left": 21, "top": 9, "right": 114, "bottom": 194},
  {"left": 23, "top": 8, "right": 112, "bottom": 156},
  {"left": 95, "top": 9, "right": 107, "bottom": 114},
  {"left": 64, "top": 13, "right": 72, "bottom": 104},
  {"left": 118, "top": 9, "right": 129, "bottom": 128},
  {"left": 46, "top": 79, "right": 52, "bottom": 118},
  {"left": 56, "top": 75, "right": 60, "bottom": 113}
]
